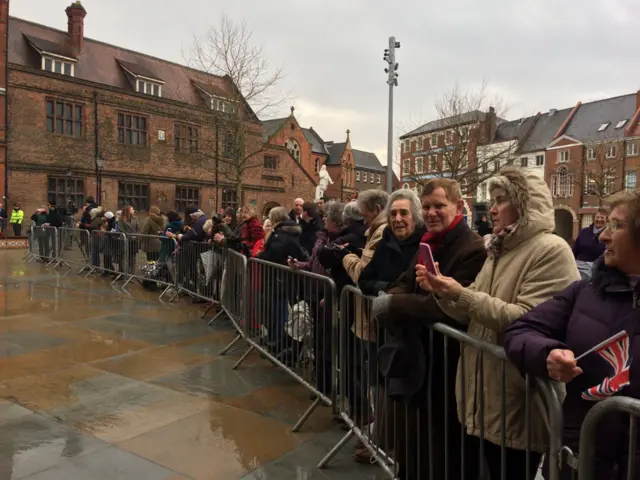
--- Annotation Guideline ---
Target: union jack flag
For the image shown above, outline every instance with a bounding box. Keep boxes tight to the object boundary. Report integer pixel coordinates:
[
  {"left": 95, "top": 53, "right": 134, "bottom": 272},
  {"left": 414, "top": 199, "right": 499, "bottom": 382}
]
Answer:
[{"left": 581, "top": 330, "right": 632, "bottom": 401}]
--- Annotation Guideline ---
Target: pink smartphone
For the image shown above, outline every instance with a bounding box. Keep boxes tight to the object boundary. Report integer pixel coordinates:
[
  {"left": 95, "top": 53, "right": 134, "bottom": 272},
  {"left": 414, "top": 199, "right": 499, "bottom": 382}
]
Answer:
[{"left": 419, "top": 243, "right": 437, "bottom": 275}]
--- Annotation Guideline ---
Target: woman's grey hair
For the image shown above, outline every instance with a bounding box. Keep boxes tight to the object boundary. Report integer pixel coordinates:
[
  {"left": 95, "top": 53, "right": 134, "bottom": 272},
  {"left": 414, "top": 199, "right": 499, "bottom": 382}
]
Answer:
[
  {"left": 357, "top": 189, "right": 389, "bottom": 214},
  {"left": 324, "top": 201, "right": 345, "bottom": 229},
  {"left": 342, "top": 201, "right": 363, "bottom": 226},
  {"left": 385, "top": 189, "right": 424, "bottom": 226},
  {"left": 268, "top": 206, "right": 289, "bottom": 226}
]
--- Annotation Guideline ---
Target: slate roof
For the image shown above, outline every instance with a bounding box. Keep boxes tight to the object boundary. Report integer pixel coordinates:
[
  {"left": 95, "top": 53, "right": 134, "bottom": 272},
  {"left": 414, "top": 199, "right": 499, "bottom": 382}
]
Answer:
[
  {"left": 10, "top": 17, "right": 247, "bottom": 114},
  {"left": 261, "top": 117, "right": 288, "bottom": 140},
  {"left": 563, "top": 94, "right": 637, "bottom": 143},
  {"left": 116, "top": 59, "right": 163, "bottom": 82},
  {"left": 518, "top": 108, "right": 573, "bottom": 153},
  {"left": 326, "top": 142, "right": 346, "bottom": 166},
  {"left": 326, "top": 142, "right": 385, "bottom": 171},
  {"left": 493, "top": 115, "right": 537, "bottom": 143},
  {"left": 302, "top": 127, "right": 329, "bottom": 155},
  {"left": 23, "top": 33, "right": 76, "bottom": 58}
]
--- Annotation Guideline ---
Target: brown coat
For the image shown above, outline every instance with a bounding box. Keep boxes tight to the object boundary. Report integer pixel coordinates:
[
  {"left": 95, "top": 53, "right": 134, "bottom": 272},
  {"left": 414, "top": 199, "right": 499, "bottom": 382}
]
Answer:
[
  {"left": 141, "top": 214, "right": 166, "bottom": 253},
  {"left": 342, "top": 213, "right": 387, "bottom": 341},
  {"left": 437, "top": 169, "right": 580, "bottom": 452}
]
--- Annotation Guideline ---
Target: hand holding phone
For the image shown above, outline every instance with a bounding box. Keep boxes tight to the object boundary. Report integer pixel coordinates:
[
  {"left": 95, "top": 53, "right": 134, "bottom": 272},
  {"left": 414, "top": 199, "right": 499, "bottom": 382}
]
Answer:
[{"left": 419, "top": 243, "right": 437, "bottom": 275}]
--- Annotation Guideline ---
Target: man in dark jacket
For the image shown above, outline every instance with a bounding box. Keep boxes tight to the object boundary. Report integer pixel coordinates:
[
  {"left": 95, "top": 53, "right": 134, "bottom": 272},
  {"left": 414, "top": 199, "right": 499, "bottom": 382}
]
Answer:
[
  {"left": 475, "top": 214, "right": 492, "bottom": 236},
  {"left": 288, "top": 197, "right": 304, "bottom": 224},
  {"left": 372, "top": 179, "right": 487, "bottom": 479},
  {"left": 299, "top": 201, "right": 324, "bottom": 256},
  {"left": 572, "top": 208, "right": 607, "bottom": 262},
  {"left": 79, "top": 196, "right": 97, "bottom": 227},
  {"left": 45, "top": 201, "right": 64, "bottom": 259},
  {"left": 178, "top": 205, "right": 208, "bottom": 243}
]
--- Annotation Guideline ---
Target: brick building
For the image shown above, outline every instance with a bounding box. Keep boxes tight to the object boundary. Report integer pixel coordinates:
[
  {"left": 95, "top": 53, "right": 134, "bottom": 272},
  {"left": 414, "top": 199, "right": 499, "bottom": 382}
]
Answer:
[
  {"left": 1, "top": 2, "right": 317, "bottom": 218},
  {"left": 263, "top": 109, "right": 398, "bottom": 202},
  {"left": 544, "top": 93, "right": 640, "bottom": 240},
  {"left": 399, "top": 107, "right": 501, "bottom": 223}
]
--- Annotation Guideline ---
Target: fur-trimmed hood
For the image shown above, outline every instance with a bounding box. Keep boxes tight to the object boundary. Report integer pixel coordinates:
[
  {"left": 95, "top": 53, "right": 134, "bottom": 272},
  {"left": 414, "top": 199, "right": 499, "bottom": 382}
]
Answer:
[
  {"left": 275, "top": 220, "right": 302, "bottom": 236},
  {"left": 487, "top": 167, "right": 555, "bottom": 251}
]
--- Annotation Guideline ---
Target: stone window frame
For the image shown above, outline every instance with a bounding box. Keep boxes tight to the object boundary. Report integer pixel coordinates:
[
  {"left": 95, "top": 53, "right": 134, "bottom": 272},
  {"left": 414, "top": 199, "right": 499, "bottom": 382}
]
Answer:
[
  {"left": 117, "top": 112, "right": 148, "bottom": 146},
  {"left": 174, "top": 123, "right": 199, "bottom": 153},
  {"left": 175, "top": 186, "right": 200, "bottom": 212},
  {"left": 45, "top": 99, "right": 84, "bottom": 137},
  {"left": 264, "top": 155, "right": 279, "bottom": 170},
  {"left": 118, "top": 181, "right": 149, "bottom": 212},
  {"left": 47, "top": 176, "right": 84, "bottom": 208}
]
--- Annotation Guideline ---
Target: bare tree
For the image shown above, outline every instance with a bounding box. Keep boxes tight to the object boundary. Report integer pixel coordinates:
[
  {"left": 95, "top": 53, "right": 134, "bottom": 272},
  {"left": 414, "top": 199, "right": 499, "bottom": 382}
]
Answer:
[
  {"left": 184, "top": 15, "right": 288, "bottom": 206},
  {"left": 577, "top": 140, "right": 626, "bottom": 206},
  {"left": 398, "top": 81, "right": 522, "bottom": 197}
]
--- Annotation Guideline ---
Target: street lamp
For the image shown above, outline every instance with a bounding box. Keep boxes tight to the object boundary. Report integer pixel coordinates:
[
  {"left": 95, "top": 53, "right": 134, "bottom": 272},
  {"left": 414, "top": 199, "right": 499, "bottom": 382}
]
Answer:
[
  {"left": 384, "top": 36, "right": 400, "bottom": 194},
  {"left": 95, "top": 156, "right": 105, "bottom": 203}
]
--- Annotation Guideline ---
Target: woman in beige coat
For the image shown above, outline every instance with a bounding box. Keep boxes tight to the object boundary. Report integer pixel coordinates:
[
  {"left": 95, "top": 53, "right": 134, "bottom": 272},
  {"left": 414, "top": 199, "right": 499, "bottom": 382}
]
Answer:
[{"left": 417, "top": 168, "right": 580, "bottom": 479}]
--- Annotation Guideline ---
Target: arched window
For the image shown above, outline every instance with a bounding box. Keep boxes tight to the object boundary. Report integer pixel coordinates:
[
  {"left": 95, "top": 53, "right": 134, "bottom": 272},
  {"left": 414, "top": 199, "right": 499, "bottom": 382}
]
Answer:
[
  {"left": 285, "top": 138, "right": 301, "bottom": 162},
  {"left": 558, "top": 167, "right": 568, "bottom": 197}
]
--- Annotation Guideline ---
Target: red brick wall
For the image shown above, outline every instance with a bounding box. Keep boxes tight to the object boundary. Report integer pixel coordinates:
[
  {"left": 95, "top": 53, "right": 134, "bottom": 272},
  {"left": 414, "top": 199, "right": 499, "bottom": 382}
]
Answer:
[
  {"left": 7, "top": 68, "right": 315, "bottom": 217},
  {"left": 0, "top": 0, "right": 8, "bottom": 201}
]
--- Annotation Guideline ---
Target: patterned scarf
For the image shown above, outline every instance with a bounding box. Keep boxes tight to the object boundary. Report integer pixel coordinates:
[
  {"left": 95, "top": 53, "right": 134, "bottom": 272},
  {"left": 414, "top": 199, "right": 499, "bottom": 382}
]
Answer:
[{"left": 486, "top": 223, "right": 518, "bottom": 257}]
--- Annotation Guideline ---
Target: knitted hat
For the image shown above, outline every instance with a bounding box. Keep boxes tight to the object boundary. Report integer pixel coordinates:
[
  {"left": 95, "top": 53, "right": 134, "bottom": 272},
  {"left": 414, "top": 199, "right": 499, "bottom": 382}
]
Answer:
[{"left": 104, "top": 211, "right": 114, "bottom": 220}]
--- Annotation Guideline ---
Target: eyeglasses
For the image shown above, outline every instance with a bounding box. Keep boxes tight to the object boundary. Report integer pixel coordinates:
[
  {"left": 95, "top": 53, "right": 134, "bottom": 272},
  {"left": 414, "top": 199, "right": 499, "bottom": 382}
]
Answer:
[{"left": 604, "top": 219, "right": 627, "bottom": 233}]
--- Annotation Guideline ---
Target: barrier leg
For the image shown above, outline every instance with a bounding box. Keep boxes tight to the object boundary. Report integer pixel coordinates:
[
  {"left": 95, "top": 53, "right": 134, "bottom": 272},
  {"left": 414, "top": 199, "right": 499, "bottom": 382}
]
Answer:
[
  {"left": 317, "top": 429, "right": 355, "bottom": 469},
  {"left": 111, "top": 274, "right": 122, "bottom": 285},
  {"left": 207, "top": 309, "right": 227, "bottom": 326},
  {"left": 121, "top": 275, "right": 133, "bottom": 290},
  {"left": 219, "top": 334, "right": 243, "bottom": 356},
  {"left": 292, "top": 396, "right": 322, "bottom": 433},
  {"left": 232, "top": 344, "right": 255, "bottom": 370}
]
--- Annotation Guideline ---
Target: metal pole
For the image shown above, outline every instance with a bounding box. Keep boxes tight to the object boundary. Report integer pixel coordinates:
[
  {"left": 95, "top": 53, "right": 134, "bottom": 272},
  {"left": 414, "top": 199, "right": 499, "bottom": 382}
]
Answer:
[
  {"left": 93, "top": 91, "right": 99, "bottom": 201},
  {"left": 215, "top": 120, "right": 219, "bottom": 213},
  {"left": 386, "top": 80, "right": 394, "bottom": 194},
  {"left": 384, "top": 36, "right": 399, "bottom": 194}
]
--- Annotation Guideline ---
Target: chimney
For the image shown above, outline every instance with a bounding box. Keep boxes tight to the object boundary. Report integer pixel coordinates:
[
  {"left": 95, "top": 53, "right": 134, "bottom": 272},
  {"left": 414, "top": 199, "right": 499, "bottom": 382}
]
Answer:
[
  {"left": 637, "top": 89, "right": 640, "bottom": 110},
  {"left": 549, "top": 108, "right": 558, "bottom": 116},
  {"left": 66, "top": 1, "right": 87, "bottom": 53}
]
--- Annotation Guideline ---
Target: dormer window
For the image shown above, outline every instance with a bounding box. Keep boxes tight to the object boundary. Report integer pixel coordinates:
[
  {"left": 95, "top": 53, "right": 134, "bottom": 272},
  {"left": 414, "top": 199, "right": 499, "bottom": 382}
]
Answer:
[
  {"left": 42, "top": 56, "right": 75, "bottom": 76},
  {"left": 25, "top": 34, "right": 78, "bottom": 78},
  {"left": 136, "top": 79, "right": 161, "bottom": 97},
  {"left": 210, "top": 97, "right": 236, "bottom": 114},
  {"left": 117, "top": 59, "right": 164, "bottom": 98}
]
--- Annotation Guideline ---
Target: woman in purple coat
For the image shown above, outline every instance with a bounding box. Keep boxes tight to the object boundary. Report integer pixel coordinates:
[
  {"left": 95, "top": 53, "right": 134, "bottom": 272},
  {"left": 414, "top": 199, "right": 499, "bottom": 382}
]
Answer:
[{"left": 504, "top": 192, "right": 640, "bottom": 479}]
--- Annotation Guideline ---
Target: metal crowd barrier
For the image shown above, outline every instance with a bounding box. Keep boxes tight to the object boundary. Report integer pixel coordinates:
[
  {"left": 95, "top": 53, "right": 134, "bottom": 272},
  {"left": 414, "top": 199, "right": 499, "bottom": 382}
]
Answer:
[
  {"left": 26, "top": 225, "right": 59, "bottom": 267},
  {"left": 318, "top": 285, "right": 564, "bottom": 480},
  {"left": 227, "top": 258, "right": 338, "bottom": 433},
  {"left": 208, "top": 247, "right": 247, "bottom": 354},
  {"left": 56, "top": 227, "right": 91, "bottom": 273},
  {"left": 172, "top": 241, "right": 220, "bottom": 303},
  {"left": 577, "top": 396, "right": 640, "bottom": 480}
]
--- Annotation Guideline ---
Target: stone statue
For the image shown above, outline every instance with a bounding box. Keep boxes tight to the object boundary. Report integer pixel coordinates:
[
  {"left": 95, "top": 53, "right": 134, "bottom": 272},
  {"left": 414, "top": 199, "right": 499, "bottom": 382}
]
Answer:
[{"left": 315, "top": 165, "right": 334, "bottom": 201}]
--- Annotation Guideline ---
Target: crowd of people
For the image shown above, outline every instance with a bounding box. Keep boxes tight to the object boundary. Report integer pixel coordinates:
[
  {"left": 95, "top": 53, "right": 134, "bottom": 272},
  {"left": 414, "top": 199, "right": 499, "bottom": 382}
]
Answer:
[{"left": 22, "top": 170, "right": 640, "bottom": 479}]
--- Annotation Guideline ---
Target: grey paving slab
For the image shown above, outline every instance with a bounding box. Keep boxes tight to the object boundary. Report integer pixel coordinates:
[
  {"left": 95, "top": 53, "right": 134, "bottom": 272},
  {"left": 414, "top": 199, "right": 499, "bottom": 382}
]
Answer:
[
  {"left": 0, "top": 339, "right": 30, "bottom": 358},
  {"left": 0, "top": 413, "right": 108, "bottom": 479},
  {"left": 21, "top": 446, "right": 180, "bottom": 480},
  {"left": 0, "top": 403, "right": 34, "bottom": 424},
  {"left": 47, "top": 374, "right": 189, "bottom": 426},
  {"left": 117, "top": 322, "right": 217, "bottom": 346},
  {"left": 0, "top": 330, "right": 70, "bottom": 352},
  {"left": 152, "top": 357, "right": 292, "bottom": 398},
  {"left": 244, "top": 429, "right": 389, "bottom": 480}
]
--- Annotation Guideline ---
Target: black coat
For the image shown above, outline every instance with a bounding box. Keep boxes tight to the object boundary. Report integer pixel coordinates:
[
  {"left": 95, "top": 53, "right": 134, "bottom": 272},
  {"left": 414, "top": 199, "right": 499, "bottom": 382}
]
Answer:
[
  {"left": 46, "top": 208, "right": 64, "bottom": 228},
  {"left": 358, "top": 224, "right": 427, "bottom": 295},
  {"left": 299, "top": 215, "right": 324, "bottom": 256},
  {"left": 258, "top": 220, "right": 307, "bottom": 266},
  {"left": 288, "top": 209, "right": 301, "bottom": 224},
  {"left": 382, "top": 221, "right": 487, "bottom": 401},
  {"left": 317, "top": 221, "right": 368, "bottom": 295}
]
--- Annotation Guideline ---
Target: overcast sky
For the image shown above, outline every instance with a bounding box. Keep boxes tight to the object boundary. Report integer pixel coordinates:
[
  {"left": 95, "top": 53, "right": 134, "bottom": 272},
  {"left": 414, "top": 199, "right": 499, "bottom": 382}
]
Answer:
[{"left": 12, "top": 0, "right": 640, "bottom": 167}]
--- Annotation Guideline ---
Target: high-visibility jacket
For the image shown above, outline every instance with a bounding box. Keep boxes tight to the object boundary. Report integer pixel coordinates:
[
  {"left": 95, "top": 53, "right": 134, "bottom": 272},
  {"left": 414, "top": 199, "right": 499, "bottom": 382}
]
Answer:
[{"left": 10, "top": 209, "right": 23, "bottom": 224}]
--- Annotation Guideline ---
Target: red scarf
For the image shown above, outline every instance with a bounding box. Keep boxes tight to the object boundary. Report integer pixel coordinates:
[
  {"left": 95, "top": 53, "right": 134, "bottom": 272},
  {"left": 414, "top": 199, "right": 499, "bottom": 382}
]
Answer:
[{"left": 419, "top": 214, "right": 463, "bottom": 260}]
